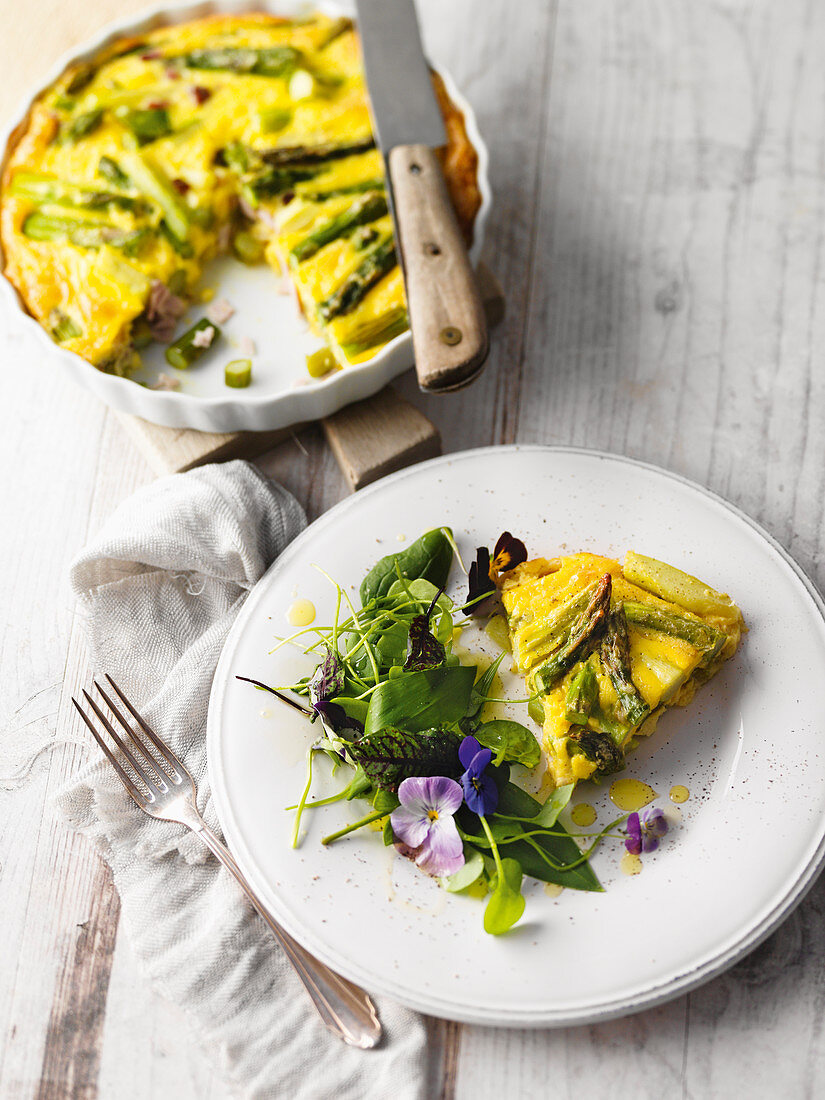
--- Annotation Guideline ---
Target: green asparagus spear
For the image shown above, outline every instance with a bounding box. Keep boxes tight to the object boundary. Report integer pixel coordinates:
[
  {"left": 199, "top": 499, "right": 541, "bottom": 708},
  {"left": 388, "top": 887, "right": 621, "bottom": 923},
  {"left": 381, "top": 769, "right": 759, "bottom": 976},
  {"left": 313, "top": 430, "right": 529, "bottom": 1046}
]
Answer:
[
  {"left": 299, "top": 178, "right": 385, "bottom": 202},
  {"left": 290, "top": 191, "right": 388, "bottom": 262},
  {"left": 261, "top": 136, "right": 375, "bottom": 166},
  {"left": 317, "top": 237, "right": 397, "bottom": 322},
  {"left": 242, "top": 166, "right": 319, "bottom": 203},
  {"left": 258, "top": 107, "right": 292, "bottom": 133},
  {"left": 119, "top": 151, "right": 190, "bottom": 244},
  {"left": 65, "top": 63, "right": 96, "bottom": 95},
  {"left": 123, "top": 107, "right": 172, "bottom": 145},
  {"left": 511, "top": 583, "right": 599, "bottom": 666},
  {"left": 165, "top": 318, "right": 221, "bottom": 369},
  {"left": 568, "top": 728, "right": 625, "bottom": 777},
  {"left": 623, "top": 552, "right": 741, "bottom": 624},
  {"left": 600, "top": 608, "right": 650, "bottom": 727},
  {"left": 49, "top": 309, "right": 82, "bottom": 342},
  {"left": 352, "top": 226, "right": 379, "bottom": 250},
  {"left": 159, "top": 220, "right": 194, "bottom": 257},
  {"left": 564, "top": 661, "right": 598, "bottom": 725},
  {"left": 232, "top": 228, "right": 264, "bottom": 264},
  {"left": 224, "top": 359, "right": 252, "bottom": 388},
  {"left": 10, "top": 171, "right": 147, "bottom": 213},
  {"left": 622, "top": 601, "right": 724, "bottom": 654},
  {"left": 22, "top": 212, "right": 149, "bottom": 254},
  {"left": 340, "top": 305, "right": 409, "bottom": 356},
  {"left": 533, "top": 575, "right": 613, "bottom": 695},
  {"left": 63, "top": 108, "right": 104, "bottom": 143},
  {"left": 179, "top": 46, "right": 300, "bottom": 77},
  {"left": 98, "top": 156, "right": 130, "bottom": 187}
]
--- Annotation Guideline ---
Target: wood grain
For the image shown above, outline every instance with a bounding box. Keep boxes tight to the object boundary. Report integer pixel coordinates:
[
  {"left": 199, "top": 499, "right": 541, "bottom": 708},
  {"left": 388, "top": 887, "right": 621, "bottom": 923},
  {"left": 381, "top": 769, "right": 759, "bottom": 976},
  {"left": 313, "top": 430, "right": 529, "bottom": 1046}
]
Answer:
[
  {"left": 322, "top": 386, "right": 441, "bottom": 490},
  {"left": 5, "top": 0, "right": 825, "bottom": 1096}
]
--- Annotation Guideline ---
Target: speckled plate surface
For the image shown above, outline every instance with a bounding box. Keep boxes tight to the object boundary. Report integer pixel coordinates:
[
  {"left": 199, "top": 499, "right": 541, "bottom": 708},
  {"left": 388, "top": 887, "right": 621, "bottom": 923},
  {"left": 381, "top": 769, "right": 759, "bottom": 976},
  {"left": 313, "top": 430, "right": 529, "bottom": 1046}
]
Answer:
[
  {"left": 207, "top": 446, "right": 825, "bottom": 1025},
  {"left": 0, "top": 0, "right": 490, "bottom": 431}
]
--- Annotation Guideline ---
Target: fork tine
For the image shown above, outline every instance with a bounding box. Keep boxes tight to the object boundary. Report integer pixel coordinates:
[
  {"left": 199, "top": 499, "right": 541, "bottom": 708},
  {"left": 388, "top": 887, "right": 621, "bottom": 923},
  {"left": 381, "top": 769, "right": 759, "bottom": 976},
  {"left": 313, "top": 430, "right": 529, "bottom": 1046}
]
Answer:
[
  {"left": 72, "top": 697, "right": 147, "bottom": 805},
  {"left": 104, "top": 674, "right": 185, "bottom": 778},
  {"left": 95, "top": 679, "right": 182, "bottom": 786},
  {"left": 82, "top": 689, "right": 163, "bottom": 798}
]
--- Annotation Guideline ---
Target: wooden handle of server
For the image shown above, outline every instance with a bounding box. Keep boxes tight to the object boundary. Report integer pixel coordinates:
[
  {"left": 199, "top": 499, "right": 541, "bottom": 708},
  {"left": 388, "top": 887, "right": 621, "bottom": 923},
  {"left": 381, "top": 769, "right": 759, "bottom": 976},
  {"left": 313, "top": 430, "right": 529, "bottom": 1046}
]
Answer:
[{"left": 388, "top": 143, "right": 489, "bottom": 393}]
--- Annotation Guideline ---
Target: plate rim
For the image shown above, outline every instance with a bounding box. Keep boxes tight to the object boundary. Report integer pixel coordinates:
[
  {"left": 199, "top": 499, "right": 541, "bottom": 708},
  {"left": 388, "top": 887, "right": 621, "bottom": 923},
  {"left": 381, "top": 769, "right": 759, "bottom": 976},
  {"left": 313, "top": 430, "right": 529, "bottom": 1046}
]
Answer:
[
  {"left": 207, "top": 444, "right": 825, "bottom": 1025},
  {"left": 0, "top": 0, "right": 491, "bottom": 431}
]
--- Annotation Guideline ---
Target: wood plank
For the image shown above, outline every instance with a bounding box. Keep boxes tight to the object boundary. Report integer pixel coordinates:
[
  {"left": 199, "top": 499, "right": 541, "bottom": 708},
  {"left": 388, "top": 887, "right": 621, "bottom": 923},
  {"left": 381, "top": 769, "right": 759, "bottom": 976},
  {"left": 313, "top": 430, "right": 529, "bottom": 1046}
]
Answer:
[
  {"left": 322, "top": 386, "right": 441, "bottom": 490},
  {"left": 115, "top": 413, "right": 303, "bottom": 477}
]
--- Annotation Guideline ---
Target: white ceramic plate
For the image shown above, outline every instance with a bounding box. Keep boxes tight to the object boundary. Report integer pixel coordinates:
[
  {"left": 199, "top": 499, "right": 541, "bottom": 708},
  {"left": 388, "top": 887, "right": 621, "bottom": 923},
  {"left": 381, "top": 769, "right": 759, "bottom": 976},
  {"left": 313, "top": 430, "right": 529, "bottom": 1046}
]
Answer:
[
  {"left": 0, "top": 0, "right": 490, "bottom": 432},
  {"left": 207, "top": 446, "right": 825, "bottom": 1026}
]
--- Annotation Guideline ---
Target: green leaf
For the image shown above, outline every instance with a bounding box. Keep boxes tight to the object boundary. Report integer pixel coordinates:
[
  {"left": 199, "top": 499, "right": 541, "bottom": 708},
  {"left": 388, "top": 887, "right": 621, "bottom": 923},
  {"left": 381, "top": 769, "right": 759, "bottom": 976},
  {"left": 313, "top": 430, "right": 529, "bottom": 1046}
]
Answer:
[
  {"left": 467, "top": 652, "right": 506, "bottom": 719},
  {"left": 461, "top": 782, "right": 601, "bottom": 892},
  {"left": 528, "top": 696, "right": 544, "bottom": 725},
  {"left": 474, "top": 719, "right": 541, "bottom": 768},
  {"left": 503, "top": 829, "right": 603, "bottom": 892},
  {"left": 365, "top": 665, "right": 476, "bottom": 734},
  {"left": 497, "top": 782, "right": 574, "bottom": 827},
  {"left": 383, "top": 817, "right": 395, "bottom": 846},
  {"left": 387, "top": 579, "right": 454, "bottom": 643},
  {"left": 348, "top": 727, "right": 460, "bottom": 791},
  {"left": 440, "top": 848, "right": 486, "bottom": 893},
  {"left": 360, "top": 527, "right": 454, "bottom": 605},
  {"left": 404, "top": 612, "right": 446, "bottom": 672},
  {"left": 329, "top": 695, "right": 369, "bottom": 725},
  {"left": 484, "top": 857, "right": 525, "bottom": 934},
  {"left": 372, "top": 788, "right": 400, "bottom": 813},
  {"left": 532, "top": 784, "right": 575, "bottom": 826},
  {"left": 495, "top": 780, "right": 543, "bottom": 818}
]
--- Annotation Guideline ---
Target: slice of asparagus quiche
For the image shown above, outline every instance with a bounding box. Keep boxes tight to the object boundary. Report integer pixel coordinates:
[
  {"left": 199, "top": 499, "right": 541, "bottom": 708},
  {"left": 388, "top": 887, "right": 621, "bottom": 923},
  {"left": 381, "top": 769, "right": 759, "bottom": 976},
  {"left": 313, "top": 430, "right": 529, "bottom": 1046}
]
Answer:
[{"left": 492, "top": 545, "right": 744, "bottom": 788}]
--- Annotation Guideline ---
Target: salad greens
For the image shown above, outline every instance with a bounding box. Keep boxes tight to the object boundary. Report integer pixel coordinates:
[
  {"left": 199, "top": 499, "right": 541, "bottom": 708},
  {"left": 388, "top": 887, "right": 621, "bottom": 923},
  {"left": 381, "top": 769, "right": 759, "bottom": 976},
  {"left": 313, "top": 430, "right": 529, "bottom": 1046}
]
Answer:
[{"left": 241, "top": 527, "right": 628, "bottom": 935}]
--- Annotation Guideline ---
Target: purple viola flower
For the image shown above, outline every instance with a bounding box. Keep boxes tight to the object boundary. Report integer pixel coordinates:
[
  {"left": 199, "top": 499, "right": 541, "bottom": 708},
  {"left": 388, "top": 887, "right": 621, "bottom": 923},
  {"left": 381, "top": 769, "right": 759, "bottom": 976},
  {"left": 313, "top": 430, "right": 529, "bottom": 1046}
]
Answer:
[
  {"left": 625, "top": 807, "right": 669, "bottom": 855},
  {"left": 390, "top": 775, "right": 465, "bottom": 877},
  {"left": 459, "top": 735, "right": 499, "bottom": 816}
]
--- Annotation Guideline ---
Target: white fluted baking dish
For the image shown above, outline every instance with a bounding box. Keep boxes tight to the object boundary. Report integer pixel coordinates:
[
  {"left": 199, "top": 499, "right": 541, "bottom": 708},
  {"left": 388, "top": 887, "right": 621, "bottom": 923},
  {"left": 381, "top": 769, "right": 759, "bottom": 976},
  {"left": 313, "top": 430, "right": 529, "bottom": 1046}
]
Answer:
[{"left": 0, "top": 0, "right": 490, "bottom": 431}]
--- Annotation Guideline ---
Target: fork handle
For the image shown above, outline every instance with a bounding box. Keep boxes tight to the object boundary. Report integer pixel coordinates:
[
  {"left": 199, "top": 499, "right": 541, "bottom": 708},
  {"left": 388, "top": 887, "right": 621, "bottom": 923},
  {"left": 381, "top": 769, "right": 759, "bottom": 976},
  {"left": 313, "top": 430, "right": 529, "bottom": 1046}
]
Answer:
[{"left": 191, "top": 815, "right": 382, "bottom": 1049}]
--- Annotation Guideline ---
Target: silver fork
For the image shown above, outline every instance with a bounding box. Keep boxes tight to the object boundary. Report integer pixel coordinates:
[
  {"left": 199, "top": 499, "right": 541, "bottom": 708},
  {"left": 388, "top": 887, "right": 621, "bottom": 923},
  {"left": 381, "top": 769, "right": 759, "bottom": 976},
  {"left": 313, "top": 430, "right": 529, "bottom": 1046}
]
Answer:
[{"left": 72, "top": 675, "right": 381, "bottom": 1049}]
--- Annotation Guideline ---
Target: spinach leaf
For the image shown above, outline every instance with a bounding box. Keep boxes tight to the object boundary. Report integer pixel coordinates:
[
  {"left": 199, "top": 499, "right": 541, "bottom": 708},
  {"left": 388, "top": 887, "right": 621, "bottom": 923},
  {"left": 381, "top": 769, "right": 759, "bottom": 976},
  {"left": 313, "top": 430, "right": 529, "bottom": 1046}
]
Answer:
[
  {"left": 364, "top": 665, "right": 476, "bottom": 734},
  {"left": 474, "top": 719, "right": 541, "bottom": 768},
  {"left": 501, "top": 829, "right": 603, "bottom": 892},
  {"left": 440, "top": 848, "right": 486, "bottom": 893},
  {"left": 348, "top": 727, "right": 461, "bottom": 791},
  {"left": 461, "top": 781, "right": 601, "bottom": 892},
  {"left": 496, "top": 779, "right": 573, "bottom": 825},
  {"left": 360, "top": 527, "right": 454, "bottom": 605},
  {"left": 484, "top": 857, "right": 525, "bottom": 934}
]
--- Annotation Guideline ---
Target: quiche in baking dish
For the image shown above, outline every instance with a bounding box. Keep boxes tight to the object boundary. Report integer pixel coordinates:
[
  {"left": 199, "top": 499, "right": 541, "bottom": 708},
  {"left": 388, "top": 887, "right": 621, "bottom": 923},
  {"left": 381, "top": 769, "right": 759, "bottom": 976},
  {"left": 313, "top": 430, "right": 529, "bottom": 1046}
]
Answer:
[
  {"left": 497, "top": 548, "right": 744, "bottom": 788},
  {"left": 0, "top": 13, "right": 480, "bottom": 376}
]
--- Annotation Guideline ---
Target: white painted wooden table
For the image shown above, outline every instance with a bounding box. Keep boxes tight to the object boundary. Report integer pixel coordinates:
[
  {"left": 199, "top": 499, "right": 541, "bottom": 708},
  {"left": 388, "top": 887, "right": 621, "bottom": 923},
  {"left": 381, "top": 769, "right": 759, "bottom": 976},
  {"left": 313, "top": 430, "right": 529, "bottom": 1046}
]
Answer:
[{"left": 3, "top": 0, "right": 825, "bottom": 1096}]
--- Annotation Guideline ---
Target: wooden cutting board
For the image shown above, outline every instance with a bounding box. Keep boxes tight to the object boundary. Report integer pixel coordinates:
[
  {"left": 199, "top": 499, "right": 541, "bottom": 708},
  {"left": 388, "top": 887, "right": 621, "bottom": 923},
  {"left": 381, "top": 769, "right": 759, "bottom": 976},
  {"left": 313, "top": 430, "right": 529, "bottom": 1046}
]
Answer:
[{"left": 117, "top": 263, "right": 504, "bottom": 490}]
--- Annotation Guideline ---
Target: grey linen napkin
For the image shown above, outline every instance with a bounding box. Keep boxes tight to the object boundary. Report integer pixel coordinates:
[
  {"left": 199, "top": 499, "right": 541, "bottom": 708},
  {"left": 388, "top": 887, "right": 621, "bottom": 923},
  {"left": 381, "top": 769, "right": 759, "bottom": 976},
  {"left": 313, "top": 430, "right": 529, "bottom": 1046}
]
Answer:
[{"left": 57, "top": 460, "right": 430, "bottom": 1099}]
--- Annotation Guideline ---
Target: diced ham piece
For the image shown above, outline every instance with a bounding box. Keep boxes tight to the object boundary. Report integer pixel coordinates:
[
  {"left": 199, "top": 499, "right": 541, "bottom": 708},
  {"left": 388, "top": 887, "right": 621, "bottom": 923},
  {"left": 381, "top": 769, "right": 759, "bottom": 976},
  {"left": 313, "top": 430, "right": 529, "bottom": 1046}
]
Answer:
[
  {"left": 216, "top": 221, "right": 232, "bottom": 253},
  {"left": 150, "top": 373, "right": 181, "bottom": 391},
  {"left": 206, "top": 297, "right": 235, "bottom": 325},
  {"left": 192, "top": 325, "right": 216, "bottom": 349},
  {"left": 237, "top": 335, "right": 256, "bottom": 357},
  {"left": 145, "top": 279, "right": 186, "bottom": 343}
]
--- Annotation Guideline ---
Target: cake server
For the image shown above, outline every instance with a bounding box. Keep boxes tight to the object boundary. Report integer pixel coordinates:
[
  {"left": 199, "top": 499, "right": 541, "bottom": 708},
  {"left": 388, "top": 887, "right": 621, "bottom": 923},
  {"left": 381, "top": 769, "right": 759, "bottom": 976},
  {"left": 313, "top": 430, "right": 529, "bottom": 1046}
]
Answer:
[{"left": 355, "top": 0, "right": 489, "bottom": 392}]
